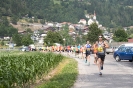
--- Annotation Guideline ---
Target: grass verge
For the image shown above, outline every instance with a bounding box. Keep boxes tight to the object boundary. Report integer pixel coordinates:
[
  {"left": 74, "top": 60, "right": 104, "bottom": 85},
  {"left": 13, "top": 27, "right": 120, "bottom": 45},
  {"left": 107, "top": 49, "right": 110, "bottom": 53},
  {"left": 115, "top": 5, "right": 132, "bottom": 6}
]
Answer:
[{"left": 36, "top": 57, "right": 78, "bottom": 88}]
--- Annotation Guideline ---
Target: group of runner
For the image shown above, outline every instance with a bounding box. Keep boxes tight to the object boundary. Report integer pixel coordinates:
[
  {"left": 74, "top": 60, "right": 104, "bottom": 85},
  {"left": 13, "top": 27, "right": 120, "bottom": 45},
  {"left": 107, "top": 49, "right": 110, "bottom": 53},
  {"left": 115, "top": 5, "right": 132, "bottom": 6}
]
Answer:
[
  {"left": 39, "top": 34, "right": 108, "bottom": 75},
  {"left": 64, "top": 35, "right": 109, "bottom": 75},
  {"left": 81, "top": 35, "right": 109, "bottom": 75}
]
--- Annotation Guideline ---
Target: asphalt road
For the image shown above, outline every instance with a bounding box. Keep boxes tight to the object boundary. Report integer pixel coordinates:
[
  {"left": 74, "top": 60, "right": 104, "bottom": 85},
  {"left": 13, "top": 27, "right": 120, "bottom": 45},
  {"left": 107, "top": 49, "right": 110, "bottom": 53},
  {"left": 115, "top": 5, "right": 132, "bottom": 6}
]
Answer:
[
  {"left": 63, "top": 52, "right": 133, "bottom": 88},
  {"left": 106, "top": 53, "right": 133, "bottom": 69}
]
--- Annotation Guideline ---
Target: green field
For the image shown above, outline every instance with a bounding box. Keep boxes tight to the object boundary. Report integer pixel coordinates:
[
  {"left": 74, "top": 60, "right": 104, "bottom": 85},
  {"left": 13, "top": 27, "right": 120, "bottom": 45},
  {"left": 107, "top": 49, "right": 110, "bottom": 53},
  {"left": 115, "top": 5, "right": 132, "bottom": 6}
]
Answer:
[
  {"left": 0, "top": 51, "right": 64, "bottom": 88},
  {"left": 0, "top": 51, "right": 78, "bottom": 88}
]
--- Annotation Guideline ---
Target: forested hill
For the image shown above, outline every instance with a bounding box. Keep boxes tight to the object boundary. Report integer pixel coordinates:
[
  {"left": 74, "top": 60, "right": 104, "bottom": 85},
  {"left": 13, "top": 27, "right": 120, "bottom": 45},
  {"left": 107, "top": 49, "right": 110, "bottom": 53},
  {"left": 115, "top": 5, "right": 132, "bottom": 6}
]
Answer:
[{"left": 1, "top": 0, "right": 133, "bottom": 28}]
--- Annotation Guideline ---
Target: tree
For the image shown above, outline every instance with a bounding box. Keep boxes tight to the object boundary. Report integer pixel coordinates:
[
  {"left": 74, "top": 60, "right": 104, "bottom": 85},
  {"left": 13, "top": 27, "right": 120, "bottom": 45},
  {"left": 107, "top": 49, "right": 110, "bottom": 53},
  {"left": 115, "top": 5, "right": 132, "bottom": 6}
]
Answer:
[
  {"left": 25, "top": 28, "right": 33, "bottom": 33},
  {"left": 12, "top": 34, "right": 22, "bottom": 46},
  {"left": 44, "top": 31, "right": 63, "bottom": 46},
  {"left": 11, "top": 16, "right": 18, "bottom": 25},
  {"left": 126, "top": 28, "right": 133, "bottom": 36},
  {"left": 0, "top": 40, "right": 4, "bottom": 46},
  {"left": 13, "top": 34, "right": 33, "bottom": 46},
  {"left": 2, "top": 17, "right": 9, "bottom": 26},
  {"left": 75, "top": 36, "right": 81, "bottom": 44},
  {"left": 40, "top": 19, "right": 45, "bottom": 24},
  {"left": 87, "top": 23, "right": 102, "bottom": 44},
  {"left": 0, "top": 22, "right": 18, "bottom": 37},
  {"left": 21, "top": 34, "right": 33, "bottom": 46},
  {"left": 58, "top": 24, "right": 75, "bottom": 46},
  {"left": 129, "top": 34, "right": 133, "bottom": 38},
  {"left": 113, "top": 28, "right": 128, "bottom": 42},
  {"left": 82, "top": 35, "right": 87, "bottom": 44}
]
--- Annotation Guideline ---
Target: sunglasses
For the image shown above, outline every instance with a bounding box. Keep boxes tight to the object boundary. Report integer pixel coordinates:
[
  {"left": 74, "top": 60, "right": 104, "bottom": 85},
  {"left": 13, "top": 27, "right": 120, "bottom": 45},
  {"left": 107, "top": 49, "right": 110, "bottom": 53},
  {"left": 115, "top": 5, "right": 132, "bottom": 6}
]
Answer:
[{"left": 99, "top": 36, "right": 102, "bottom": 38}]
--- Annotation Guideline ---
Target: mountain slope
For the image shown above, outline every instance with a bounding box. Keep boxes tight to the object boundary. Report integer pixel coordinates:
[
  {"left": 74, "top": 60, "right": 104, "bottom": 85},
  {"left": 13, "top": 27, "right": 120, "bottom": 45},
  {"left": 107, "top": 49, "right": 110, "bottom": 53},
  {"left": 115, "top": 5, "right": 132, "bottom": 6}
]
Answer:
[{"left": 0, "top": 0, "right": 133, "bottom": 27}]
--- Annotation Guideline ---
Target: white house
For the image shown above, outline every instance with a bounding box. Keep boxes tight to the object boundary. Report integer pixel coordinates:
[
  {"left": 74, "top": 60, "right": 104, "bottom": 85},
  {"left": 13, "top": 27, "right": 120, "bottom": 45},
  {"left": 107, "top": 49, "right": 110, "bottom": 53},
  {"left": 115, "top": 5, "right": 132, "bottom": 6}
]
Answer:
[
  {"left": 55, "top": 23, "right": 62, "bottom": 28},
  {"left": 39, "top": 39, "right": 44, "bottom": 44},
  {"left": 69, "top": 25, "right": 75, "bottom": 30},
  {"left": 85, "top": 14, "right": 90, "bottom": 19},
  {"left": 41, "top": 34, "right": 47, "bottom": 37},
  {"left": 47, "top": 22, "right": 54, "bottom": 27},
  {"left": 87, "top": 11, "right": 99, "bottom": 25},
  {"left": 88, "top": 19, "right": 94, "bottom": 25},
  {"left": 4, "top": 37, "right": 10, "bottom": 40},
  {"left": 78, "top": 19, "right": 86, "bottom": 25}
]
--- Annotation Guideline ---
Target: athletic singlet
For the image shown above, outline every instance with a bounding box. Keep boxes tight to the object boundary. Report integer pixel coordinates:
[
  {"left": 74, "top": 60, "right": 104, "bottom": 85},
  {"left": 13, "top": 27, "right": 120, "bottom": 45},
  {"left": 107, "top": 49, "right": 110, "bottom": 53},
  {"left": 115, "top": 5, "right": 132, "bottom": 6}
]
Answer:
[
  {"left": 93, "top": 44, "right": 98, "bottom": 53},
  {"left": 97, "top": 41, "right": 105, "bottom": 53},
  {"left": 83, "top": 47, "right": 86, "bottom": 53},
  {"left": 78, "top": 45, "right": 81, "bottom": 50},
  {"left": 86, "top": 44, "right": 91, "bottom": 51}
]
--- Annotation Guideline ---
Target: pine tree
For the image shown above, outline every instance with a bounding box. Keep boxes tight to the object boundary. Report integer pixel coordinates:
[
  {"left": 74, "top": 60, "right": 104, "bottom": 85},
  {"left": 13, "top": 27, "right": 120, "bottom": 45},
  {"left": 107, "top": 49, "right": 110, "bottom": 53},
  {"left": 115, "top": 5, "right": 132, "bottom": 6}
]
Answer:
[{"left": 87, "top": 23, "right": 102, "bottom": 44}]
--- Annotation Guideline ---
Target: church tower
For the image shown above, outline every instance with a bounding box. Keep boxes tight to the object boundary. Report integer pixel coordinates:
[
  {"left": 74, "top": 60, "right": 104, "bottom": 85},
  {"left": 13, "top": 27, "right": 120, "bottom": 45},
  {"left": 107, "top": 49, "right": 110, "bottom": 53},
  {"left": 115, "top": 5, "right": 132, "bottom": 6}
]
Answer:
[{"left": 93, "top": 10, "right": 96, "bottom": 20}]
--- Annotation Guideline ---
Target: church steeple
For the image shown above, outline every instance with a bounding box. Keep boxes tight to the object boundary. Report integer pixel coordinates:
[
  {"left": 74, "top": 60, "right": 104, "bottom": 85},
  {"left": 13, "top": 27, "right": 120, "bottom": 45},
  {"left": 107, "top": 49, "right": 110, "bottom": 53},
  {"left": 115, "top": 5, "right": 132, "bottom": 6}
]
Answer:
[{"left": 93, "top": 10, "right": 96, "bottom": 20}]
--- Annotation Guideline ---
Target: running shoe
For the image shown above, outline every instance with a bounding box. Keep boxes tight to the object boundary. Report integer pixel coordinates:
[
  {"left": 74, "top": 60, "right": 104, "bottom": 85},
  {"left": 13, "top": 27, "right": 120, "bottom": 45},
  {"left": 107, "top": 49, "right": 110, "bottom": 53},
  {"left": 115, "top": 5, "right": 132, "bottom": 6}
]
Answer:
[
  {"left": 85, "top": 59, "right": 87, "bottom": 63},
  {"left": 88, "top": 62, "right": 90, "bottom": 66},
  {"left": 99, "top": 72, "right": 102, "bottom": 75}
]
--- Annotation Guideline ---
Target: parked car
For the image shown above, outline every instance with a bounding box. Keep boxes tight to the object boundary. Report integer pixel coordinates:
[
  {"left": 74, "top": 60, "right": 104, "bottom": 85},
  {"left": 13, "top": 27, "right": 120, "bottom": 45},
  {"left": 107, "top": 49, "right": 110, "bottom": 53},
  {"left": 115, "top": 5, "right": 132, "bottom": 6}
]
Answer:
[
  {"left": 29, "top": 44, "right": 36, "bottom": 51},
  {"left": 21, "top": 46, "right": 30, "bottom": 52},
  {"left": 113, "top": 45, "right": 133, "bottom": 62},
  {"left": 106, "top": 46, "right": 118, "bottom": 54},
  {"left": 114, "top": 43, "right": 133, "bottom": 52}
]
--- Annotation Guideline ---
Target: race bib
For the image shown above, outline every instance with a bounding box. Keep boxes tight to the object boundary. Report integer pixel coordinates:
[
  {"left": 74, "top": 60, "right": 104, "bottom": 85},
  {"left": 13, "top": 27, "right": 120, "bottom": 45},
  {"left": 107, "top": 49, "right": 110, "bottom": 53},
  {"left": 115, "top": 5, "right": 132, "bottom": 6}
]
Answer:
[
  {"left": 97, "top": 47, "right": 103, "bottom": 52},
  {"left": 87, "top": 48, "right": 90, "bottom": 51}
]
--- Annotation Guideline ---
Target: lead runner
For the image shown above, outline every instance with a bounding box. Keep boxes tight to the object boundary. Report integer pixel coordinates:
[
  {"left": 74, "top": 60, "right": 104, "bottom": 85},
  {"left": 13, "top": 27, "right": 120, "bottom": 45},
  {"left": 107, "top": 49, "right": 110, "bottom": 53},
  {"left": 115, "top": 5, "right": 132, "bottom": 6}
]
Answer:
[{"left": 96, "top": 35, "right": 109, "bottom": 75}]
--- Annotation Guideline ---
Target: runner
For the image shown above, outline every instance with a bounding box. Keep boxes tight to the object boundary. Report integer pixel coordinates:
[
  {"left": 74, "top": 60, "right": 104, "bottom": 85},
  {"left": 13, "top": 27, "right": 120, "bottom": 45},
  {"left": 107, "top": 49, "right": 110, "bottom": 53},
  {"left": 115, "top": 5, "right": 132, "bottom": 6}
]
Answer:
[
  {"left": 77, "top": 44, "right": 81, "bottom": 58},
  {"left": 71, "top": 46, "right": 74, "bottom": 54},
  {"left": 97, "top": 35, "right": 109, "bottom": 75},
  {"left": 59, "top": 45, "right": 62, "bottom": 53},
  {"left": 80, "top": 45, "right": 83, "bottom": 59},
  {"left": 81, "top": 45, "right": 85, "bottom": 61},
  {"left": 85, "top": 41, "right": 91, "bottom": 65},
  {"left": 67, "top": 45, "right": 71, "bottom": 56},
  {"left": 93, "top": 41, "right": 98, "bottom": 64},
  {"left": 74, "top": 45, "right": 77, "bottom": 57},
  {"left": 52, "top": 46, "right": 54, "bottom": 52}
]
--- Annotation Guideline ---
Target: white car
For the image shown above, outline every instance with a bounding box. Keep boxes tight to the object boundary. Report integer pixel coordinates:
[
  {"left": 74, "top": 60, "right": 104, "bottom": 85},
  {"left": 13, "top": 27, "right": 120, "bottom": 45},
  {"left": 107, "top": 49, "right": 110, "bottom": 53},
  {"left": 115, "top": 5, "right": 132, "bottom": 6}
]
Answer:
[
  {"left": 106, "top": 46, "right": 118, "bottom": 54},
  {"left": 21, "top": 46, "right": 30, "bottom": 51}
]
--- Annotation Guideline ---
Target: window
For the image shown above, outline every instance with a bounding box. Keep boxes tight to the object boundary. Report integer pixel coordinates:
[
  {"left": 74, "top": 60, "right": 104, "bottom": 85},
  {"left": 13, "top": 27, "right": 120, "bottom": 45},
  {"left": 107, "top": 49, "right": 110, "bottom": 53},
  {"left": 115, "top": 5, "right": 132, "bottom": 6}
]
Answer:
[
  {"left": 118, "top": 47, "right": 126, "bottom": 52},
  {"left": 130, "top": 47, "right": 133, "bottom": 52}
]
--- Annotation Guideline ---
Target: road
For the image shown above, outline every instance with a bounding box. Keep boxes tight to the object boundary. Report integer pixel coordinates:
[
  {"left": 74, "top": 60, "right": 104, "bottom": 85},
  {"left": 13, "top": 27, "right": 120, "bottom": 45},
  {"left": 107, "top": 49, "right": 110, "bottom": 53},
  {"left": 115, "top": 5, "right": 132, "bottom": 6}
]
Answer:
[
  {"left": 63, "top": 53, "right": 133, "bottom": 88},
  {"left": 106, "top": 53, "right": 133, "bottom": 69}
]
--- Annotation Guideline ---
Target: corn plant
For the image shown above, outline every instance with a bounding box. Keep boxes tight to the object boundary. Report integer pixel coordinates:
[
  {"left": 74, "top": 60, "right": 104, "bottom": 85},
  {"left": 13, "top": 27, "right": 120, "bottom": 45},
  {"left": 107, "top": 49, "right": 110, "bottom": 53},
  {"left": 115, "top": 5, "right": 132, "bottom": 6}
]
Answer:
[{"left": 0, "top": 52, "right": 64, "bottom": 88}]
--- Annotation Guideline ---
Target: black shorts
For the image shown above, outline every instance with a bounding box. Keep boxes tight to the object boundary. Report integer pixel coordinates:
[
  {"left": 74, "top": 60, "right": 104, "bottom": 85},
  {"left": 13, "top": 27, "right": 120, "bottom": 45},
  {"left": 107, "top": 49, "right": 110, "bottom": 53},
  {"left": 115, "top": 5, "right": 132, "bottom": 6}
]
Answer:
[
  {"left": 97, "top": 53, "right": 105, "bottom": 61},
  {"left": 76, "top": 50, "right": 80, "bottom": 53},
  {"left": 86, "top": 51, "right": 91, "bottom": 56},
  {"left": 67, "top": 50, "right": 70, "bottom": 52}
]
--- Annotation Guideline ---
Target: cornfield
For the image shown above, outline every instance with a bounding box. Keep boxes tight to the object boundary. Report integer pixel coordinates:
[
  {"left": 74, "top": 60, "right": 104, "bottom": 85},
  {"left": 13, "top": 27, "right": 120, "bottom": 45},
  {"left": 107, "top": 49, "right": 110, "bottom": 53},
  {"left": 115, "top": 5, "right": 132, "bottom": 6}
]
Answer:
[{"left": 0, "top": 51, "right": 64, "bottom": 88}]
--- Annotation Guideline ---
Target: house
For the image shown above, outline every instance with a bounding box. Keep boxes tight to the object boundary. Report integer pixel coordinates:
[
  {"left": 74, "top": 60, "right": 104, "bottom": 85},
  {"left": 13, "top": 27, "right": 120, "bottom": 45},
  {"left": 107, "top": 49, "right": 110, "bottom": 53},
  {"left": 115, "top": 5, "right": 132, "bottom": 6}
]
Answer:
[
  {"left": 69, "top": 25, "right": 75, "bottom": 31},
  {"left": 46, "top": 22, "right": 54, "bottom": 27},
  {"left": 61, "top": 22, "right": 71, "bottom": 25},
  {"left": 4, "top": 37, "right": 10, "bottom": 40},
  {"left": 86, "top": 11, "right": 100, "bottom": 26},
  {"left": 85, "top": 14, "right": 90, "bottom": 19},
  {"left": 18, "top": 30, "right": 27, "bottom": 34},
  {"left": 78, "top": 19, "right": 86, "bottom": 25},
  {"left": 88, "top": 19, "right": 94, "bottom": 26}
]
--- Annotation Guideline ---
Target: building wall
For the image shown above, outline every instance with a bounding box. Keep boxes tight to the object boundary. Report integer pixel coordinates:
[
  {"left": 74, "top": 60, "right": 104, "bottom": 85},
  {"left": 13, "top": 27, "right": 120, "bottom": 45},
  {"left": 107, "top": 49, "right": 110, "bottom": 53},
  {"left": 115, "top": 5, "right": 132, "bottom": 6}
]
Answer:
[{"left": 128, "top": 39, "right": 133, "bottom": 43}]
